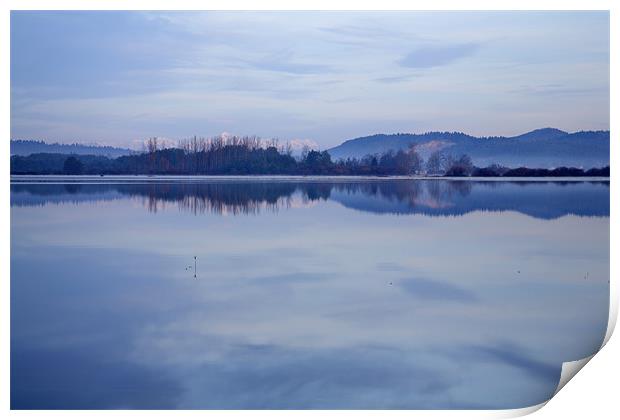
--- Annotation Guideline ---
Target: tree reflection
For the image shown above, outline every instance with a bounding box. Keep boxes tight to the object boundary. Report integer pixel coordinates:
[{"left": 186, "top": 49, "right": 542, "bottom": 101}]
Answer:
[
  {"left": 10, "top": 180, "right": 610, "bottom": 219},
  {"left": 128, "top": 183, "right": 298, "bottom": 215}
]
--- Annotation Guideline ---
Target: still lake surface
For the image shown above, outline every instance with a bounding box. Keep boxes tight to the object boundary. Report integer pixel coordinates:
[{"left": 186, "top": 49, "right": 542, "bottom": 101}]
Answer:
[{"left": 11, "top": 177, "right": 610, "bottom": 409}]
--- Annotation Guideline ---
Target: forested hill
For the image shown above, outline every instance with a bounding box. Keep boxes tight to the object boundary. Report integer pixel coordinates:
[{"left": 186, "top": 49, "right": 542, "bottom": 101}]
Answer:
[
  {"left": 10, "top": 140, "right": 134, "bottom": 158},
  {"left": 328, "top": 128, "right": 610, "bottom": 168}
]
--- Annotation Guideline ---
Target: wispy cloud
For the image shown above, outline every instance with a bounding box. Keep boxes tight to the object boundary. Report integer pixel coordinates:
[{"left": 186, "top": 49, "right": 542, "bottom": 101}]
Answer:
[
  {"left": 319, "top": 23, "right": 408, "bottom": 46},
  {"left": 373, "top": 74, "right": 416, "bottom": 84},
  {"left": 509, "top": 83, "right": 607, "bottom": 97},
  {"left": 399, "top": 43, "right": 481, "bottom": 68},
  {"left": 240, "top": 50, "right": 332, "bottom": 75}
]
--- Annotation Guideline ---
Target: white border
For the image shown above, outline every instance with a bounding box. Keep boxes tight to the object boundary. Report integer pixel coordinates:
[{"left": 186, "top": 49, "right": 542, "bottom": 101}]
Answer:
[{"left": 2, "top": 1, "right": 617, "bottom": 419}]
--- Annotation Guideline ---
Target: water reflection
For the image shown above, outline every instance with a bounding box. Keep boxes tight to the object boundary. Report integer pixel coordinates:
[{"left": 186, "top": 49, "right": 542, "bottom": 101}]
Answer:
[
  {"left": 10, "top": 180, "right": 610, "bottom": 409},
  {"left": 11, "top": 180, "right": 610, "bottom": 219}
]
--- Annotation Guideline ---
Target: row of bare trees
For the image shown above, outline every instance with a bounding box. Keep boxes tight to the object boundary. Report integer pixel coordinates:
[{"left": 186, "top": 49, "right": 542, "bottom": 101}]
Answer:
[
  {"left": 144, "top": 136, "right": 291, "bottom": 156},
  {"left": 134, "top": 135, "right": 299, "bottom": 174},
  {"left": 425, "top": 151, "right": 474, "bottom": 176},
  {"left": 132, "top": 136, "right": 430, "bottom": 176}
]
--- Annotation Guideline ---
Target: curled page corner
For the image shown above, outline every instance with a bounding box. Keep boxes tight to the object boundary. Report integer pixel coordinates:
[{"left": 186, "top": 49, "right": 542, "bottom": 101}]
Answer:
[
  {"left": 603, "top": 315, "right": 617, "bottom": 347},
  {"left": 601, "top": 279, "right": 618, "bottom": 348},
  {"left": 553, "top": 354, "right": 595, "bottom": 397},
  {"left": 530, "top": 285, "right": 617, "bottom": 413},
  {"left": 495, "top": 401, "right": 548, "bottom": 419},
  {"left": 503, "top": 355, "right": 597, "bottom": 419}
]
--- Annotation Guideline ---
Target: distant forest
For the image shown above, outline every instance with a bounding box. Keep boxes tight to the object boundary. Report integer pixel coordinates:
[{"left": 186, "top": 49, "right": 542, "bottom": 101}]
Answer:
[
  {"left": 10, "top": 139, "right": 134, "bottom": 158},
  {"left": 327, "top": 128, "right": 610, "bottom": 169},
  {"left": 10, "top": 135, "right": 610, "bottom": 177}
]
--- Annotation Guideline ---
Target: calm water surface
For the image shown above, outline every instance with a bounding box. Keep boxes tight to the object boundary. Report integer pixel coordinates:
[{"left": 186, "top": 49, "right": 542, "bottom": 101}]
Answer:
[{"left": 10, "top": 179, "right": 610, "bottom": 409}]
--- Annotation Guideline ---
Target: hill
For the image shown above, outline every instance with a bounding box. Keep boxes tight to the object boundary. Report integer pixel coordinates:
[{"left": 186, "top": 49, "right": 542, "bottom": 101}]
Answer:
[
  {"left": 10, "top": 139, "right": 134, "bottom": 158},
  {"left": 327, "top": 128, "right": 610, "bottom": 168}
]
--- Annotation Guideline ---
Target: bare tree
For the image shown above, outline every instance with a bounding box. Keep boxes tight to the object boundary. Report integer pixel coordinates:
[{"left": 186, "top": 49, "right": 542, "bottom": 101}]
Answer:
[
  {"left": 445, "top": 154, "right": 474, "bottom": 177},
  {"left": 407, "top": 147, "right": 424, "bottom": 174},
  {"left": 426, "top": 151, "right": 447, "bottom": 175},
  {"left": 301, "top": 145, "right": 310, "bottom": 161},
  {"left": 284, "top": 141, "right": 293, "bottom": 156},
  {"left": 147, "top": 137, "right": 158, "bottom": 173}
]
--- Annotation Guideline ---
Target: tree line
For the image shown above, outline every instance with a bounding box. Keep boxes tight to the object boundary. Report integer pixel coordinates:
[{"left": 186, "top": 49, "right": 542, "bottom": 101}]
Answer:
[
  {"left": 423, "top": 150, "right": 609, "bottom": 177},
  {"left": 10, "top": 135, "right": 610, "bottom": 177},
  {"left": 12, "top": 135, "right": 425, "bottom": 176}
]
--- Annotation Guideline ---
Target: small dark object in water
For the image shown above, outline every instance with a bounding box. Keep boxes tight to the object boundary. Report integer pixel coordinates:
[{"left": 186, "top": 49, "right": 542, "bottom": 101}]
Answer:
[{"left": 517, "top": 270, "right": 521, "bottom": 274}]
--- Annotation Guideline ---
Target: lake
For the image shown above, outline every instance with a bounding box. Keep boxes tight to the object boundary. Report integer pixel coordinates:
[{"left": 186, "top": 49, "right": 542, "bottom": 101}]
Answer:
[{"left": 10, "top": 177, "right": 610, "bottom": 409}]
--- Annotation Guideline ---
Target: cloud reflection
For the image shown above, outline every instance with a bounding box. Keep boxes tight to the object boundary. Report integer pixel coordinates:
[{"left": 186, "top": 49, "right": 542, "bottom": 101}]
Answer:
[
  {"left": 10, "top": 180, "right": 609, "bottom": 409},
  {"left": 398, "top": 277, "right": 478, "bottom": 303}
]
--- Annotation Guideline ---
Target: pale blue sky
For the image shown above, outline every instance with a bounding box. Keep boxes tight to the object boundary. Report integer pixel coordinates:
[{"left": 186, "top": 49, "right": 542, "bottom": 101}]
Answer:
[{"left": 10, "top": 11, "right": 609, "bottom": 149}]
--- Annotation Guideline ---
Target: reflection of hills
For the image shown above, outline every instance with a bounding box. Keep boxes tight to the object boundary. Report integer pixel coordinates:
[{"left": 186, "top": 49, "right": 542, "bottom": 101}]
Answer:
[
  {"left": 330, "top": 181, "right": 610, "bottom": 219},
  {"left": 11, "top": 180, "right": 609, "bottom": 219}
]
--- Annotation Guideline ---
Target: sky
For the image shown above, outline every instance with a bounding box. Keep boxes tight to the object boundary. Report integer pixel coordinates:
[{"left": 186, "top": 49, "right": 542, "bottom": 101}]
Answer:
[{"left": 10, "top": 11, "right": 610, "bottom": 150}]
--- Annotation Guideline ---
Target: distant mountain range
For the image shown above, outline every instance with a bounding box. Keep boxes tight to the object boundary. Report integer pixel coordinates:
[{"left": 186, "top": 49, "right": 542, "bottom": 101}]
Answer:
[
  {"left": 10, "top": 140, "right": 135, "bottom": 158},
  {"left": 327, "top": 128, "right": 610, "bottom": 168},
  {"left": 11, "top": 128, "right": 611, "bottom": 169}
]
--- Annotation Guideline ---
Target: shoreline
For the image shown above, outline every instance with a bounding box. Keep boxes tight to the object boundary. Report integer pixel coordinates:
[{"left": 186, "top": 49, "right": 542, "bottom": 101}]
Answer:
[{"left": 10, "top": 174, "right": 611, "bottom": 184}]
